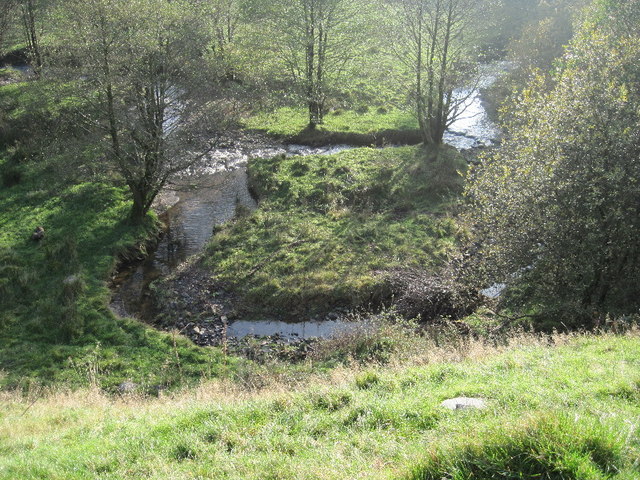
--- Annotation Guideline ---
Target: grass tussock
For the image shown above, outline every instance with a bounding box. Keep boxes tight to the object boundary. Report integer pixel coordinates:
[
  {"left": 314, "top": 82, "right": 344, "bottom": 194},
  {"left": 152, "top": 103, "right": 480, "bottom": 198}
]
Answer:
[
  {"left": 408, "top": 414, "right": 632, "bottom": 480},
  {"left": 203, "top": 146, "right": 466, "bottom": 317},
  {"left": 0, "top": 331, "right": 639, "bottom": 479}
]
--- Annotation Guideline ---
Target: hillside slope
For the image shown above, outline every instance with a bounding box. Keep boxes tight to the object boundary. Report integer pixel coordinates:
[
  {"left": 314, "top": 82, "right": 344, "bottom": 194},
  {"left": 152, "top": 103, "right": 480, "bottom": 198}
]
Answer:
[{"left": 1, "top": 332, "right": 639, "bottom": 479}]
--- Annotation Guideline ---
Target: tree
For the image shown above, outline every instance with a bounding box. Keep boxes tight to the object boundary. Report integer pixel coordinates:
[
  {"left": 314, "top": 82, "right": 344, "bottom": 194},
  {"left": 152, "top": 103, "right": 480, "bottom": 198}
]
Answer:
[
  {"left": 18, "top": 0, "right": 44, "bottom": 76},
  {"left": 466, "top": 0, "right": 640, "bottom": 325},
  {"left": 264, "top": 0, "right": 371, "bottom": 128},
  {"left": 393, "top": 0, "right": 481, "bottom": 146},
  {"left": 0, "top": 1, "right": 16, "bottom": 56},
  {"left": 209, "top": 0, "right": 241, "bottom": 59},
  {"left": 56, "top": 0, "right": 226, "bottom": 223}
]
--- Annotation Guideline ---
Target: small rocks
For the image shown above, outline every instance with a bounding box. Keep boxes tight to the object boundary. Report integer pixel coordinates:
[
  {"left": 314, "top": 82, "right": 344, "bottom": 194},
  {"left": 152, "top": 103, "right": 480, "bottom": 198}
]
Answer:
[
  {"left": 440, "top": 397, "right": 487, "bottom": 410},
  {"left": 147, "top": 261, "right": 328, "bottom": 361},
  {"left": 63, "top": 275, "right": 80, "bottom": 285}
]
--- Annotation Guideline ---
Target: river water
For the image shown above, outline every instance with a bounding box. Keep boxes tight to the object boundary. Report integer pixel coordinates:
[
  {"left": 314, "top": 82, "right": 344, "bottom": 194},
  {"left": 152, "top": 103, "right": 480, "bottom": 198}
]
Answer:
[
  {"left": 110, "top": 62, "right": 509, "bottom": 340},
  {"left": 109, "top": 143, "right": 354, "bottom": 323}
]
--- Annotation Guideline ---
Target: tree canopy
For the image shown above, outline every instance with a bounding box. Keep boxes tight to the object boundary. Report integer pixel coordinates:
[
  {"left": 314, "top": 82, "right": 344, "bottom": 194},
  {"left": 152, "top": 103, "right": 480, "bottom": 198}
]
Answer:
[{"left": 466, "top": 0, "right": 640, "bottom": 325}]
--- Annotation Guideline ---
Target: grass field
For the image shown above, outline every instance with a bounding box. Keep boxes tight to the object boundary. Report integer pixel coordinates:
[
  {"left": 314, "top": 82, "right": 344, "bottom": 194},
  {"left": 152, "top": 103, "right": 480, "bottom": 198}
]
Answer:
[
  {"left": 1, "top": 331, "right": 638, "bottom": 479},
  {"left": 244, "top": 107, "right": 421, "bottom": 146},
  {"left": 201, "top": 145, "right": 466, "bottom": 317},
  {"left": 245, "top": 107, "right": 419, "bottom": 137}
]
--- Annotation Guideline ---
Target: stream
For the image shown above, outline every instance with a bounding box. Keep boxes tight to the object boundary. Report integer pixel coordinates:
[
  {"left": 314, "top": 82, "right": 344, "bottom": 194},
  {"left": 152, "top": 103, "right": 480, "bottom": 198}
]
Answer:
[{"left": 110, "top": 62, "right": 510, "bottom": 342}]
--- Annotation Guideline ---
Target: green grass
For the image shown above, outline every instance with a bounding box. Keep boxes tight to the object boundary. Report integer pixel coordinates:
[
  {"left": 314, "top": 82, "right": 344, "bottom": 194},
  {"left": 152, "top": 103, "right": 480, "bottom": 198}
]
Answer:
[
  {"left": 201, "top": 146, "right": 466, "bottom": 317},
  {"left": 0, "top": 80, "right": 238, "bottom": 391},
  {"left": 244, "top": 107, "right": 421, "bottom": 145},
  {"left": 246, "top": 107, "right": 419, "bottom": 137},
  {"left": 1, "top": 332, "right": 639, "bottom": 479}
]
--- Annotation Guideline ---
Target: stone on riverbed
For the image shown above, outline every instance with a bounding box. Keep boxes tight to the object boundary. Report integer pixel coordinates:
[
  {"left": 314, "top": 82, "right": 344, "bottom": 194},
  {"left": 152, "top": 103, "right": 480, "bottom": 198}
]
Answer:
[{"left": 440, "top": 397, "right": 487, "bottom": 410}]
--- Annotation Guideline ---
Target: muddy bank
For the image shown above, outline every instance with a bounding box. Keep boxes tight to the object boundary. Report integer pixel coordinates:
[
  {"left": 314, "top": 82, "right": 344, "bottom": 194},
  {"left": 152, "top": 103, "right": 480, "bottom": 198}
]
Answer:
[{"left": 150, "top": 258, "right": 359, "bottom": 359}]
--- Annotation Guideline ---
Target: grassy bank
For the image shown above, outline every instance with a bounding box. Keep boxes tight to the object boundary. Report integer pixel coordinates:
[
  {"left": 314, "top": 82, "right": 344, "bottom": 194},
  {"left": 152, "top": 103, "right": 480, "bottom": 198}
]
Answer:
[
  {"left": 0, "top": 80, "right": 235, "bottom": 391},
  {"left": 202, "top": 146, "right": 465, "bottom": 317},
  {"left": 244, "top": 107, "right": 421, "bottom": 146},
  {"left": 1, "top": 331, "right": 638, "bottom": 479}
]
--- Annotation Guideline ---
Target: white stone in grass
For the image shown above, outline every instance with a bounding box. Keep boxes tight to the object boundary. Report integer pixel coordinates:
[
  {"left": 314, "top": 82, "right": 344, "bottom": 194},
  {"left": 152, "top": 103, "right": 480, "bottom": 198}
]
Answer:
[
  {"left": 441, "top": 397, "right": 487, "bottom": 410},
  {"left": 118, "top": 381, "right": 138, "bottom": 394}
]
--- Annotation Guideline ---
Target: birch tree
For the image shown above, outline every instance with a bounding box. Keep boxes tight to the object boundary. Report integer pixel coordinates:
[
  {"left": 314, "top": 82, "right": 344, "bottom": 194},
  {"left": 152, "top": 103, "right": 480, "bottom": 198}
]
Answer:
[
  {"left": 17, "top": 0, "right": 45, "bottom": 76},
  {"left": 394, "top": 0, "right": 480, "bottom": 146},
  {"left": 268, "top": 0, "right": 371, "bottom": 129},
  {"left": 57, "top": 0, "right": 226, "bottom": 223}
]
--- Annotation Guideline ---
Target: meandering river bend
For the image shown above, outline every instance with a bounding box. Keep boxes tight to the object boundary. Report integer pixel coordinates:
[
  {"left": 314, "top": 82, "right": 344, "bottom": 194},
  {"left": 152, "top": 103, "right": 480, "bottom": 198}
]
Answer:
[{"left": 110, "top": 62, "right": 510, "bottom": 341}]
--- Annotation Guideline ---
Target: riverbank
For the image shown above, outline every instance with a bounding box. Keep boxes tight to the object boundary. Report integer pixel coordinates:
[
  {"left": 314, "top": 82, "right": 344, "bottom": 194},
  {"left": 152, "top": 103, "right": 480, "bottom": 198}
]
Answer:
[
  {"left": 0, "top": 79, "right": 240, "bottom": 392},
  {"left": 2, "top": 330, "right": 638, "bottom": 479},
  {"left": 0, "top": 69, "right": 496, "bottom": 389},
  {"left": 189, "top": 145, "right": 466, "bottom": 320}
]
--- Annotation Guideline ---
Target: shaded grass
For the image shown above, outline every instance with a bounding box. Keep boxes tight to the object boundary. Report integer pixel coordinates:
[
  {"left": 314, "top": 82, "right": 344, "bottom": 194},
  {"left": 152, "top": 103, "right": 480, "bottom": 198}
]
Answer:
[
  {"left": 202, "top": 146, "right": 466, "bottom": 317},
  {"left": 0, "top": 333, "right": 638, "bottom": 479}
]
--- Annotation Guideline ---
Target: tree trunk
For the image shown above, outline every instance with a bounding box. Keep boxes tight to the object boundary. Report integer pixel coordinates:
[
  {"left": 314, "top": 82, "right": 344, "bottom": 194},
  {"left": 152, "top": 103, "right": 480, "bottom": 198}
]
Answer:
[
  {"left": 308, "top": 100, "right": 323, "bottom": 129},
  {"left": 129, "top": 187, "right": 149, "bottom": 224},
  {"left": 21, "top": 0, "right": 42, "bottom": 77},
  {"left": 129, "top": 201, "right": 147, "bottom": 224}
]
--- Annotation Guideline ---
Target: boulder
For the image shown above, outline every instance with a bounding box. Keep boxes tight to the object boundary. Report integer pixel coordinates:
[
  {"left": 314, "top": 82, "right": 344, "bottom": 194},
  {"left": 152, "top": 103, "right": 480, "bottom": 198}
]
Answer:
[
  {"left": 118, "top": 381, "right": 138, "bottom": 394},
  {"left": 440, "top": 397, "right": 487, "bottom": 410},
  {"left": 31, "top": 226, "right": 45, "bottom": 241}
]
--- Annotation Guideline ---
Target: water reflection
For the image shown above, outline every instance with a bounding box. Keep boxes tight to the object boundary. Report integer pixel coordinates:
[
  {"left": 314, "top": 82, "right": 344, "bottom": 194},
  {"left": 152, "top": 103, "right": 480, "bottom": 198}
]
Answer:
[{"left": 227, "top": 319, "right": 360, "bottom": 340}]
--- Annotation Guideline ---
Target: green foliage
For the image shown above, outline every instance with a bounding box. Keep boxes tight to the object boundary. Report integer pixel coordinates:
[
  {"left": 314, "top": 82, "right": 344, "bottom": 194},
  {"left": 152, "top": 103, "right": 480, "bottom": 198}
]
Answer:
[
  {"left": 466, "top": 0, "right": 640, "bottom": 325},
  {"left": 203, "top": 146, "right": 465, "bottom": 316},
  {"left": 52, "top": 0, "right": 227, "bottom": 222}
]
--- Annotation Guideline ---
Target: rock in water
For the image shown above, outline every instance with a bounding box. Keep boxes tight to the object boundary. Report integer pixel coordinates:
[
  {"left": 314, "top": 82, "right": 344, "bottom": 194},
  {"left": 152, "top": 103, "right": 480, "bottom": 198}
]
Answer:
[{"left": 441, "top": 397, "right": 487, "bottom": 410}]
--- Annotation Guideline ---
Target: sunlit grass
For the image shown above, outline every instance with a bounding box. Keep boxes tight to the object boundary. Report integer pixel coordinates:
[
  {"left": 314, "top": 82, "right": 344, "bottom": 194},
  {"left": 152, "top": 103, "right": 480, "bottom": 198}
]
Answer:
[
  {"left": 1, "top": 332, "right": 638, "bottom": 479},
  {"left": 244, "top": 106, "right": 419, "bottom": 137},
  {"left": 201, "top": 145, "right": 466, "bottom": 317}
]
